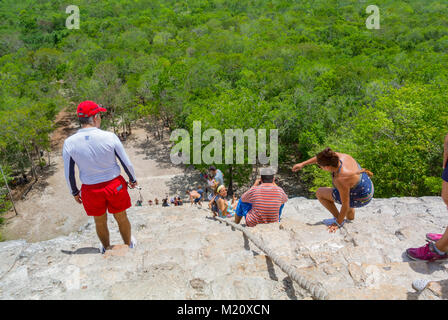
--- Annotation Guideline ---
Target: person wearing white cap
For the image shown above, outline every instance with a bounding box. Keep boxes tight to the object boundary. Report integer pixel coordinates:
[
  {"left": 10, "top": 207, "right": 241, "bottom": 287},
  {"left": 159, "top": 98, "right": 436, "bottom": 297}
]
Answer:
[{"left": 235, "top": 167, "right": 288, "bottom": 227}]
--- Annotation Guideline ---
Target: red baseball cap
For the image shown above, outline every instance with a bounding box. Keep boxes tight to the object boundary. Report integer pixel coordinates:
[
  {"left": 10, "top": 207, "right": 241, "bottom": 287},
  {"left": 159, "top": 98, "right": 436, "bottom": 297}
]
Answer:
[{"left": 77, "top": 101, "right": 107, "bottom": 118}]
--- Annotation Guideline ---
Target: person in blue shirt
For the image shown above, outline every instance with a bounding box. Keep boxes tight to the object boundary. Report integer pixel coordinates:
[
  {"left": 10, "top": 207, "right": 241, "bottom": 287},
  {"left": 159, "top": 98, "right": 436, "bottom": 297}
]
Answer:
[{"left": 209, "top": 166, "right": 224, "bottom": 186}]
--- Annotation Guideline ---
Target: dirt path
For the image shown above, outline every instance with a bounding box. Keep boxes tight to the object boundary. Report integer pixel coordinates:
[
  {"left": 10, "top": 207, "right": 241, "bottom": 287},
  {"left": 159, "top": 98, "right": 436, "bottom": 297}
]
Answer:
[{"left": 50, "top": 106, "right": 79, "bottom": 150}]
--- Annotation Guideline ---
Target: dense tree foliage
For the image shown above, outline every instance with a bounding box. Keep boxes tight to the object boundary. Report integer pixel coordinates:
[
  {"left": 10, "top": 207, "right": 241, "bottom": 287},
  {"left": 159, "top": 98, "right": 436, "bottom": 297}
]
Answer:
[{"left": 0, "top": 0, "right": 447, "bottom": 218}]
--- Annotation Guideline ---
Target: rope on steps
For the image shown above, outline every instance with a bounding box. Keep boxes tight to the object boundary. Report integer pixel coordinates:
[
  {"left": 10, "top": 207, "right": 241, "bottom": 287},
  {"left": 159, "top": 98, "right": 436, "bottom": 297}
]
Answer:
[{"left": 201, "top": 208, "right": 330, "bottom": 300}]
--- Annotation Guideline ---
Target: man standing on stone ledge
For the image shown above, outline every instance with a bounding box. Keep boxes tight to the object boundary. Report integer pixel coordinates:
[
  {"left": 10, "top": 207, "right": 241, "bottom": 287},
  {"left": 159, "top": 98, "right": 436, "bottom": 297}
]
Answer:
[
  {"left": 235, "top": 167, "right": 288, "bottom": 227},
  {"left": 63, "top": 100, "right": 138, "bottom": 254}
]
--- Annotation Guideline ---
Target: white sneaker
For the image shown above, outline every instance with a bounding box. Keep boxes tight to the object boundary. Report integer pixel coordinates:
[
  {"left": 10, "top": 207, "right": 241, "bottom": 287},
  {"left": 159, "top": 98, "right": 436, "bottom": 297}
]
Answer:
[
  {"left": 99, "top": 244, "right": 106, "bottom": 254},
  {"left": 129, "top": 236, "right": 137, "bottom": 249}
]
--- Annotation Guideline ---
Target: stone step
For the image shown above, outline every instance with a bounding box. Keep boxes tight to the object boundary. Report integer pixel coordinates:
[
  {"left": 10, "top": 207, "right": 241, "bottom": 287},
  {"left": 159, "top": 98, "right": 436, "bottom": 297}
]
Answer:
[
  {"left": 292, "top": 259, "right": 448, "bottom": 300},
  {"left": 1, "top": 196, "right": 448, "bottom": 300}
]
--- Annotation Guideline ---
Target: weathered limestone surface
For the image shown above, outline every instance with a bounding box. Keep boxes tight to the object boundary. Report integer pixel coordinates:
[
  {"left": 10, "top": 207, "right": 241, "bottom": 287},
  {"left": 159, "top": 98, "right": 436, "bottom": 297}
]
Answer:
[{"left": 1, "top": 197, "right": 448, "bottom": 300}]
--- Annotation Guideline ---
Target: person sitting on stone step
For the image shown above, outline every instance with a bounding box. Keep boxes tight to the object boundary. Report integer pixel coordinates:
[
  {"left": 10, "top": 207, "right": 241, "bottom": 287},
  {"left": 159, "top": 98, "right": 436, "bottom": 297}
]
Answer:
[
  {"left": 210, "top": 185, "right": 237, "bottom": 218},
  {"left": 209, "top": 183, "right": 220, "bottom": 216},
  {"left": 235, "top": 168, "right": 288, "bottom": 227}
]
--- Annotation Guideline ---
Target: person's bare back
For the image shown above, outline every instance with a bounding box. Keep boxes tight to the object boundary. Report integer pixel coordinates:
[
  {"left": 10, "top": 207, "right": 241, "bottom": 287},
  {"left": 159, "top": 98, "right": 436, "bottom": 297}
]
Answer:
[
  {"left": 190, "top": 190, "right": 200, "bottom": 199},
  {"left": 334, "top": 152, "right": 362, "bottom": 188},
  {"left": 187, "top": 189, "right": 204, "bottom": 206}
]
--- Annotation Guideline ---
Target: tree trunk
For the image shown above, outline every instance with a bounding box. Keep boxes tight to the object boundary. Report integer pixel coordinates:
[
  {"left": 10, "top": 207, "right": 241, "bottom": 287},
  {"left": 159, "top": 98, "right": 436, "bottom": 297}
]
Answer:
[
  {"left": 159, "top": 123, "right": 164, "bottom": 140},
  {"left": 111, "top": 110, "right": 117, "bottom": 134},
  {"left": 0, "top": 164, "right": 18, "bottom": 216},
  {"left": 34, "top": 144, "right": 39, "bottom": 160},
  {"left": 23, "top": 144, "right": 37, "bottom": 182},
  {"left": 228, "top": 165, "right": 234, "bottom": 196},
  {"left": 252, "top": 162, "right": 259, "bottom": 184}
]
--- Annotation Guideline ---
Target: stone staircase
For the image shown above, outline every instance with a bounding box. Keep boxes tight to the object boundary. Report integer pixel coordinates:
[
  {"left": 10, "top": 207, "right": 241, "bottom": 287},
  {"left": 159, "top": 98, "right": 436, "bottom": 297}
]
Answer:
[{"left": 1, "top": 197, "right": 448, "bottom": 300}]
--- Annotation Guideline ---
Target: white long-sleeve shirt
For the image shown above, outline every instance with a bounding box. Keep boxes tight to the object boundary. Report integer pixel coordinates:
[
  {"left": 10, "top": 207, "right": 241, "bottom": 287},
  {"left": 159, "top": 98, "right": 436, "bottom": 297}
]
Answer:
[{"left": 62, "top": 127, "right": 136, "bottom": 196}]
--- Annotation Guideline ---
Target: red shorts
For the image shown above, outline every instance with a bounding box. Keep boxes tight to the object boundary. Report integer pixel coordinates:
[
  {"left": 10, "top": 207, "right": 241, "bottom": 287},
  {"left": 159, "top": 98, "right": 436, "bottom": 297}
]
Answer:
[{"left": 80, "top": 175, "right": 131, "bottom": 216}]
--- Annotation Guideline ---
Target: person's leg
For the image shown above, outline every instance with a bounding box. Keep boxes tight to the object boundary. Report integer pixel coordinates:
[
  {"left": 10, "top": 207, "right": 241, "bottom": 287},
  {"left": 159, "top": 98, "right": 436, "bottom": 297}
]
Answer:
[
  {"left": 346, "top": 208, "right": 355, "bottom": 220},
  {"left": 434, "top": 228, "right": 448, "bottom": 252},
  {"left": 94, "top": 213, "right": 111, "bottom": 249},
  {"left": 113, "top": 211, "right": 132, "bottom": 246},
  {"left": 408, "top": 180, "right": 448, "bottom": 259},
  {"left": 235, "top": 215, "right": 242, "bottom": 224},
  {"left": 234, "top": 199, "right": 250, "bottom": 224},
  {"left": 432, "top": 181, "right": 448, "bottom": 251},
  {"left": 442, "top": 180, "right": 448, "bottom": 208},
  {"left": 279, "top": 204, "right": 285, "bottom": 220},
  {"left": 316, "top": 187, "right": 340, "bottom": 218}
]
